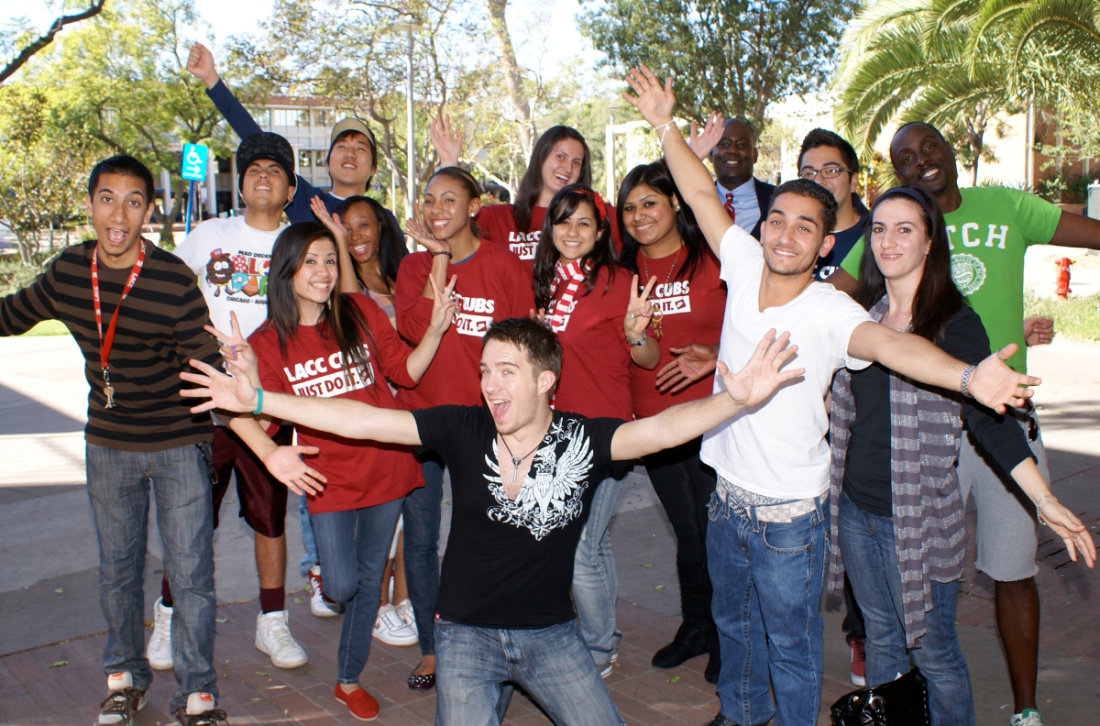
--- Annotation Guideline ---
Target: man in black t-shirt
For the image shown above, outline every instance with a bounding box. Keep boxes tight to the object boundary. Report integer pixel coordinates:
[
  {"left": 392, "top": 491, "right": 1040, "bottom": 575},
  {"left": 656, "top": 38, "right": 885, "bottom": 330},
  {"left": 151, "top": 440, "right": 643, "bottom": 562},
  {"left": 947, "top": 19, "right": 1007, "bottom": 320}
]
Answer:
[{"left": 181, "top": 318, "right": 804, "bottom": 725}]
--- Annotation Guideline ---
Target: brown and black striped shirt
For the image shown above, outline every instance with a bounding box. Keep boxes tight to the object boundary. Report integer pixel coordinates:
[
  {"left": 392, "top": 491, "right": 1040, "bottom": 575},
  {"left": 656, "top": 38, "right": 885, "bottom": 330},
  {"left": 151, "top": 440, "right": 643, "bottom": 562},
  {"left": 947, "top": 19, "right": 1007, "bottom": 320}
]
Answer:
[{"left": 0, "top": 240, "right": 221, "bottom": 452}]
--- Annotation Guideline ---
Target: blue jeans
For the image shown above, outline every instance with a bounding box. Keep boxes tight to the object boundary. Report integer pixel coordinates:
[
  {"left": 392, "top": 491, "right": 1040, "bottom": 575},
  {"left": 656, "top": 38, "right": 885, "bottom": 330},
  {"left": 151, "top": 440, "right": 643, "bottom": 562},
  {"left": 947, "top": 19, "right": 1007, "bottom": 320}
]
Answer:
[
  {"left": 311, "top": 498, "right": 403, "bottom": 683},
  {"left": 572, "top": 474, "right": 625, "bottom": 670},
  {"left": 298, "top": 493, "right": 318, "bottom": 579},
  {"left": 85, "top": 442, "right": 217, "bottom": 713},
  {"left": 706, "top": 490, "right": 826, "bottom": 726},
  {"left": 435, "top": 618, "right": 624, "bottom": 726},
  {"left": 838, "top": 494, "right": 974, "bottom": 726},
  {"left": 403, "top": 455, "right": 444, "bottom": 656}
]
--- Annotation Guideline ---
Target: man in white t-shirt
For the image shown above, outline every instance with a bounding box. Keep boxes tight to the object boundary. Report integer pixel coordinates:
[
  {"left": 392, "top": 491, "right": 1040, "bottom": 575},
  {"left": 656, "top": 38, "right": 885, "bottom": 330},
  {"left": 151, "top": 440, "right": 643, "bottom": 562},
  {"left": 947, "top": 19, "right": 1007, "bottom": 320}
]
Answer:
[
  {"left": 172, "top": 132, "right": 310, "bottom": 671},
  {"left": 623, "top": 67, "right": 1039, "bottom": 726}
]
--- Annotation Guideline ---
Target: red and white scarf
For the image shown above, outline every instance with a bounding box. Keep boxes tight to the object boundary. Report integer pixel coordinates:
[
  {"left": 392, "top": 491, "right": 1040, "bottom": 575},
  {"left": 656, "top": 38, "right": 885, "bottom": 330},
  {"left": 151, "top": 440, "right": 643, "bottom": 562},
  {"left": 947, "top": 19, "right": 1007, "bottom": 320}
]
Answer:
[{"left": 546, "top": 259, "right": 588, "bottom": 332}]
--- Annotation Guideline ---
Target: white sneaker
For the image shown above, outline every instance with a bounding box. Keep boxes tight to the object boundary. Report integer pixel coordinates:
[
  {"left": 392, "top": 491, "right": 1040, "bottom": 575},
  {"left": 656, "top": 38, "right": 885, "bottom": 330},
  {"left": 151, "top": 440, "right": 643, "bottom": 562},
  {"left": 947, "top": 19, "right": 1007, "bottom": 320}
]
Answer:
[
  {"left": 373, "top": 603, "right": 419, "bottom": 646},
  {"left": 97, "top": 672, "right": 147, "bottom": 725},
  {"left": 395, "top": 598, "right": 418, "bottom": 636},
  {"left": 176, "top": 692, "right": 227, "bottom": 725},
  {"left": 1010, "top": 710, "right": 1044, "bottom": 726},
  {"left": 308, "top": 565, "right": 341, "bottom": 618},
  {"left": 255, "top": 610, "right": 309, "bottom": 668},
  {"left": 146, "top": 598, "right": 173, "bottom": 671}
]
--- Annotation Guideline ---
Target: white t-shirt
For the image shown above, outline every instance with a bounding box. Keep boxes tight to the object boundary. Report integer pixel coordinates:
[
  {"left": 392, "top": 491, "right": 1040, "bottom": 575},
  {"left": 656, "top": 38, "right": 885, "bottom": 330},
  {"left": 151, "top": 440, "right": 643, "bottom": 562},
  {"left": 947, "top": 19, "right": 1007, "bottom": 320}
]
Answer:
[
  {"left": 700, "top": 224, "right": 873, "bottom": 499},
  {"left": 175, "top": 215, "right": 285, "bottom": 338}
]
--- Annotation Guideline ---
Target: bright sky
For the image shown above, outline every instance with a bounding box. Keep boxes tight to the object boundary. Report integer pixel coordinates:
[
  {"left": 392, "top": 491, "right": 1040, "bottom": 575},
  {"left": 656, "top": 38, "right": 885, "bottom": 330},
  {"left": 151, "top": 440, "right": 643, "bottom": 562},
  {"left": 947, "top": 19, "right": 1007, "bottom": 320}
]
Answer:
[{"left": 2, "top": 0, "right": 600, "bottom": 80}]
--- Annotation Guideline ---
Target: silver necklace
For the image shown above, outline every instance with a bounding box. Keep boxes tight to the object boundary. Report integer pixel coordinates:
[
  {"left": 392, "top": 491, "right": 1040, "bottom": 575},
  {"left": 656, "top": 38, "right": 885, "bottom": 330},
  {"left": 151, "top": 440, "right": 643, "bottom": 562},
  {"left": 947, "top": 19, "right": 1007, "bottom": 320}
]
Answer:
[{"left": 498, "top": 431, "right": 546, "bottom": 483}]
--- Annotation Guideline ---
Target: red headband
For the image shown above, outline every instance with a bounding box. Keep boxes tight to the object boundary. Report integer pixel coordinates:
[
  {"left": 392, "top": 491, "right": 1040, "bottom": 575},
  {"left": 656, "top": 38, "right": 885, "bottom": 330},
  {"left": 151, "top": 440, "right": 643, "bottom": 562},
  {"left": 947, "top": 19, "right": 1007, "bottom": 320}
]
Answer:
[{"left": 578, "top": 189, "right": 608, "bottom": 223}]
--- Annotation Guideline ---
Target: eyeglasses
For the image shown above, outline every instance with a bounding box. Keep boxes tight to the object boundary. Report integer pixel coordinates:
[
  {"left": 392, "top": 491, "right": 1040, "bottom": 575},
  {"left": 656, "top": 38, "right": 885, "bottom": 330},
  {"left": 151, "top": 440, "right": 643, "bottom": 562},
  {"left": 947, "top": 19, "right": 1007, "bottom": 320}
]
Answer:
[{"left": 799, "top": 166, "right": 852, "bottom": 181}]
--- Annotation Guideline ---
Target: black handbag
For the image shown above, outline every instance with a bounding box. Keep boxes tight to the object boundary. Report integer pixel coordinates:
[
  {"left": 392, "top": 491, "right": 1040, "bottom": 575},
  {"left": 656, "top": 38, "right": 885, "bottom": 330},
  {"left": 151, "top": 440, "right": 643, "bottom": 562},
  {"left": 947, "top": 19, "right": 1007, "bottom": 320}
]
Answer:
[{"left": 830, "top": 669, "right": 930, "bottom": 726}]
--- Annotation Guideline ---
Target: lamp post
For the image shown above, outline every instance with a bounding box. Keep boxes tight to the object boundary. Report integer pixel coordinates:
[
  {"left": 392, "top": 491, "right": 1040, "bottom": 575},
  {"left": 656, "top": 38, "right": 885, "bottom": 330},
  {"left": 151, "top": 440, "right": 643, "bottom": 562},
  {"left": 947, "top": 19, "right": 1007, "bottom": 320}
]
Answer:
[{"left": 391, "top": 15, "right": 424, "bottom": 218}]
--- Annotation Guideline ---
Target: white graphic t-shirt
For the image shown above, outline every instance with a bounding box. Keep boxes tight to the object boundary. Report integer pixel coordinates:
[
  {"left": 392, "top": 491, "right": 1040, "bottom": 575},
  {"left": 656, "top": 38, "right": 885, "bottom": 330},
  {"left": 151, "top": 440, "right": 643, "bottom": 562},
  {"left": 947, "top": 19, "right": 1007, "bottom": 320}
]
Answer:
[
  {"left": 175, "top": 215, "right": 286, "bottom": 338},
  {"left": 411, "top": 405, "right": 624, "bottom": 629}
]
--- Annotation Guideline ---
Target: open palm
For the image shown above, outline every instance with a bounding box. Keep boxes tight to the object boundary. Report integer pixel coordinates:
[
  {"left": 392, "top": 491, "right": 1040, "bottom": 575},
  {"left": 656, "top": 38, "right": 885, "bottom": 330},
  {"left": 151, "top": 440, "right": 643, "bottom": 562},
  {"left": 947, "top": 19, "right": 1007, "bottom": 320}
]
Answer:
[{"left": 718, "top": 330, "right": 804, "bottom": 409}]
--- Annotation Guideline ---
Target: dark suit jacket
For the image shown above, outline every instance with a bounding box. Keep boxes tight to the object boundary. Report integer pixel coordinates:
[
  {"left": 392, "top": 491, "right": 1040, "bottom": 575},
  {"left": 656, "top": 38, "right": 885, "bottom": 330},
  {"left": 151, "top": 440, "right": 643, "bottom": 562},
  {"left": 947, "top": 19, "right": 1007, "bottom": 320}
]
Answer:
[{"left": 750, "top": 178, "right": 777, "bottom": 240}]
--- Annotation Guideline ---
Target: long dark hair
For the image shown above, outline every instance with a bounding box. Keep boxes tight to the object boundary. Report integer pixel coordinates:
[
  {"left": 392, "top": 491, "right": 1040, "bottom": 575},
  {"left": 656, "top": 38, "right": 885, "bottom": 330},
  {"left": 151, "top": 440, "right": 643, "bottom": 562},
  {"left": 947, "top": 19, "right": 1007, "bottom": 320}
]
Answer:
[
  {"left": 263, "top": 222, "right": 376, "bottom": 383},
  {"left": 532, "top": 184, "right": 617, "bottom": 310},
  {"left": 854, "top": 185, "right": 964, "bottom": 343},
  {"left": 426, "top": 166, "right": 483, "bottom": 238},
  {"left": 514, "top": 126, "right": 592, "bottom": 233},
  {"left": 332, "top": 195, "right": 406, "bottom": 288},
  {"left": 616, "top": 161, "right": 714, "bottom": 281}
]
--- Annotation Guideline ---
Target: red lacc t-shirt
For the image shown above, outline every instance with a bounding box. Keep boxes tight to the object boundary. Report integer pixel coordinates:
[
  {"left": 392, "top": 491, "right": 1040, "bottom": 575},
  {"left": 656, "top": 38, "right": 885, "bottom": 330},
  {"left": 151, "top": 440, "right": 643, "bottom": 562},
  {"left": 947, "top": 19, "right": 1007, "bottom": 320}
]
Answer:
[
  {"left": 250, "top": 294, "right": 424, "bottom": 514},
  {"left": 549, "top": 265, "right": 634, "bottom": 421},
  {"left": 395, "top": 241, "right": 535, "bottom": 411},
  {"left": 629, "top": 249, "right": 727, "bottom": 418},
  {"left": 477, "top": 203, "right": 622, "bottom": 276}
]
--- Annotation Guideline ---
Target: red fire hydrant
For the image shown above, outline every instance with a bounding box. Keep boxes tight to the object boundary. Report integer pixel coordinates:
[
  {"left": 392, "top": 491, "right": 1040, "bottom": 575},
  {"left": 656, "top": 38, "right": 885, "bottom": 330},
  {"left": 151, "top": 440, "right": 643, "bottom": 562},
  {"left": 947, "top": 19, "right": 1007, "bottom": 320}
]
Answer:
[{"left": 1055, "top": 257, "right": 1074, "bottom": 299}]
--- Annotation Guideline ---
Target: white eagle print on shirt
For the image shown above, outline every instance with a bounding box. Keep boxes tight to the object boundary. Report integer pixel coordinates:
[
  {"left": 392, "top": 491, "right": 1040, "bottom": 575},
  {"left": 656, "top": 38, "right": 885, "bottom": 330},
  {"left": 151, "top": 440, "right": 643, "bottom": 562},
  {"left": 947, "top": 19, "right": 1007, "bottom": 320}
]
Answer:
[{"left": 484, "top": 418, "right": 595, "bottom": 540}]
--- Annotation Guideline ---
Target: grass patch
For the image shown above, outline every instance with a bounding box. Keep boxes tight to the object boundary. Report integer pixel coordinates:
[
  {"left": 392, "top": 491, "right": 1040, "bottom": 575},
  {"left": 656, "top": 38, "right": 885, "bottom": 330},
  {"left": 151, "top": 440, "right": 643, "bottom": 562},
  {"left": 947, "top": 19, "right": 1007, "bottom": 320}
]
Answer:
[
  {"left": 20, "top": 319, "right": 68, "bottom": 336},
  {"left": 1025, "top": 290, "right": 1100, "bottom": 342}
]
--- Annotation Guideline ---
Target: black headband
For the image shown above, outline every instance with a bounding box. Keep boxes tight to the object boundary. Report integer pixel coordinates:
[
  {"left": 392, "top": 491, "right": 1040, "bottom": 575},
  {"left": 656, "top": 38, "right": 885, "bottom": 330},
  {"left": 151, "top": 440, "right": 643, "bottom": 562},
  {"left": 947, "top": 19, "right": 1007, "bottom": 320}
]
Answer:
[{"left": 873, "top": 186, "right": 936, "bottom": 225}]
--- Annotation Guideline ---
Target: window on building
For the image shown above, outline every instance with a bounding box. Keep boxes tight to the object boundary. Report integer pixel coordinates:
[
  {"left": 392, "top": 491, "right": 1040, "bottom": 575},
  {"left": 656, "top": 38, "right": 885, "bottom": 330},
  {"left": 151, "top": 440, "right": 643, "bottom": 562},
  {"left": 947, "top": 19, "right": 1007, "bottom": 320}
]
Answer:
[
  {"left": 313, "top": 109, "right": 334, "bottom": 127},
  {"left": 298, "top": 150, "right": 312, "bottom": 168},
  {"left": 315, "top": 150, "right": 328, "bottom": 167},
  {"left": 247, "top": 108, "right": 269, "bottom": 129},
  {"left": 272, "top": 109, "right": 309, "bottom": 128}
]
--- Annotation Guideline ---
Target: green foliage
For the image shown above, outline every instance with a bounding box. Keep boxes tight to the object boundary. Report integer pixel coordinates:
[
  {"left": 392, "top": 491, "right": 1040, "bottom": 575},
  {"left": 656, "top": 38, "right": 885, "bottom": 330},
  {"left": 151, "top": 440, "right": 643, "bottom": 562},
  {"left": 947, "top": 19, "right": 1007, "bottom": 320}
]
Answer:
[
  {"left": 579, "top": 0, "right": 857, "bottom": 126},
  {"left": 1025, "top": 289, "right": 1100, "bottom": 341}
]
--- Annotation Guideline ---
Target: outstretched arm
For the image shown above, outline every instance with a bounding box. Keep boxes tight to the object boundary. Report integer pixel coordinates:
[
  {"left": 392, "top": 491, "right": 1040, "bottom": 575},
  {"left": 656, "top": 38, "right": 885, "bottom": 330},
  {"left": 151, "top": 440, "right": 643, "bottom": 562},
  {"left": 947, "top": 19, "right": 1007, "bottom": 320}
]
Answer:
[
  {"left": 612, "top": 330, "right": 803, "bottom": 460},
  {"left": 621, "top": 66, "right": 733, "bottom": 257},
  {"left": 1010, "top": 459, "right": 1095, "bottom": 567},
  {"left": 847, "top": 322, "right": 1040, "bottom": 413},
  {"left": 1051, "top": 210, "right": 1100, "bottom": 250},
  {"left": 180, "top": 359, "right": 421, "bottom": 445}
]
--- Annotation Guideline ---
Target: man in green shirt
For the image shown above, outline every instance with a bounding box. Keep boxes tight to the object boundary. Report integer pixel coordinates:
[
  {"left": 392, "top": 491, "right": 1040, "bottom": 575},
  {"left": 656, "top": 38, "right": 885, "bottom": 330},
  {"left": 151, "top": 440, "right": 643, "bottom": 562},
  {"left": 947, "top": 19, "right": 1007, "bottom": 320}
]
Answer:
[{"left": 828, "top": 122, "right": 1100, "bottom": 726}]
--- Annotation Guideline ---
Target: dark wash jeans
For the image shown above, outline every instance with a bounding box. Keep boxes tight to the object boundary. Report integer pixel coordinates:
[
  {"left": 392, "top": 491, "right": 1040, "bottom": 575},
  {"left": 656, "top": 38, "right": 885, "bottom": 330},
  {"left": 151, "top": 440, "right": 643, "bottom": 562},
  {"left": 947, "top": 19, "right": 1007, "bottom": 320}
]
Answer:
[{"left": 86, "top": 442, "right": 217, "bottom": 713}]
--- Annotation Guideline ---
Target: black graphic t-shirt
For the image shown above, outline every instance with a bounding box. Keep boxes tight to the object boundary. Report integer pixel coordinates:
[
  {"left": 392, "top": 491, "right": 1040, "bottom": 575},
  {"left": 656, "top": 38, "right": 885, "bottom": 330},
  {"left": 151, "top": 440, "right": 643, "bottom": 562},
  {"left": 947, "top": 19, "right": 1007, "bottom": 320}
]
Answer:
[{"left": 412, "top": 405, "right": 625, "bottom": 629}]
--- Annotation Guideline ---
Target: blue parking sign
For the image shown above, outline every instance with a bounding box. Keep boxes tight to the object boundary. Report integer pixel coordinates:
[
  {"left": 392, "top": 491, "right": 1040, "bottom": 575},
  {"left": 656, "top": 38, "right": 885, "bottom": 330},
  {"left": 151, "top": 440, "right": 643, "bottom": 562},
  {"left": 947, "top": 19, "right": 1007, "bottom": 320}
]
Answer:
[{"left": 181, "top": 143, "right": 208, "bottom": 181}]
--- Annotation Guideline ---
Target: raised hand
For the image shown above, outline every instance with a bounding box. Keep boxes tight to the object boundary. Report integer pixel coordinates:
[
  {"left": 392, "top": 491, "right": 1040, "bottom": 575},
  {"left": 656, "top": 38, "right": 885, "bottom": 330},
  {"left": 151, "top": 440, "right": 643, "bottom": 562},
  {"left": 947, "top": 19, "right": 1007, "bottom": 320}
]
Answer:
[
  {"left": 968, "top": 344, "right": 1040, "bottom": 413},
  {"left": 718, "top": 330, "right": 804, "bottom": 409},
  {"left": 431, "top": 114, "right": 463, "bottom": 168},
  {"left": 310, "top": 196, "right": 348, "bottom": 247},
  {"left": 655, "top": 343, "right": 719, "bottom": 393},
  {"left": 405, "top": 202, "right": 449, "bottom": 254},
  {"left": 621, "top": 65, "right": 676, "bottom": 129},
  {"left": 688, "top": 112, "right": 725, "bottom": 160},
  {"left": 180, "top": 358, "right": 258, "bottom": 414},
  {"left": 262, "top": 445, "right": 328, "bottom": 497},
  {"left": 204, "top": 311, "right": 258, "bottom": 385},
  {"left": 625, "top": 275, "right": 658, "bottom": 343},
  {"left": 1037, "top": 498, "right": 1096, "bottom": 568},
  {"left": 427, "top": 274, "right": 459, "bottom": 336},
  {"left": 185, "top": 42, "right": 219, "bottom": 89},
  {"left": 1024, "top": 316, "right": 1054, "bottom": 346}
]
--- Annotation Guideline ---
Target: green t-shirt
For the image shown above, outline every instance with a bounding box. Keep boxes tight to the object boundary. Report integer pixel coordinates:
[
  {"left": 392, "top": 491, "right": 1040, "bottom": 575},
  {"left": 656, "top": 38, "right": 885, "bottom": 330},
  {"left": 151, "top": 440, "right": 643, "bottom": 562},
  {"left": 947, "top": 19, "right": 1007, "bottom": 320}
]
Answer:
[{"left": 839, "top": 186, "right": 1062, "bottom": 373}]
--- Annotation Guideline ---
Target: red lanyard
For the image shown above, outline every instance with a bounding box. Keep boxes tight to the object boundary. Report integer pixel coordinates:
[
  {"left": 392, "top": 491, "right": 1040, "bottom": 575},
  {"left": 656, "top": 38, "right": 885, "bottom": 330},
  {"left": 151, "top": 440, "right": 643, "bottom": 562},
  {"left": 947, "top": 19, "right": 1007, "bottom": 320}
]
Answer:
[{"left": 91, "top": 241, "right": 146, "bottom": 403}]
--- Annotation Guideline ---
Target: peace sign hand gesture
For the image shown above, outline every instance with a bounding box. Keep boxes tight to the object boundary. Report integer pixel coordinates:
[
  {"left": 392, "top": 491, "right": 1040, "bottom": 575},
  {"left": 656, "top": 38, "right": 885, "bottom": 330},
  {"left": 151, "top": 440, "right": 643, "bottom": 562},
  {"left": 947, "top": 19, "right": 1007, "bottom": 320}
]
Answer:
[
  {"left": 427, "top": 274, "right": 460, "bottom": 336},
  {"left": 204, "top": 311, "right": 259, "bottom": 387},
  {"left": 621, "top": 65, "right": 676, "bottom": 129},
  {"left": 625, "top": 274, "right": 657, "bottom": 343}
]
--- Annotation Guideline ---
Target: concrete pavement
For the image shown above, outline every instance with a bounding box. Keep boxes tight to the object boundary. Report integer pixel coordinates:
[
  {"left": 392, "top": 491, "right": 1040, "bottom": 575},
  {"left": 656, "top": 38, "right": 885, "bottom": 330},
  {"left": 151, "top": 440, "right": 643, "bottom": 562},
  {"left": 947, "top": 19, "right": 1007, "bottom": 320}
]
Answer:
[{"left": 0, "top": 332, "right": 1098, "bottom": 725}]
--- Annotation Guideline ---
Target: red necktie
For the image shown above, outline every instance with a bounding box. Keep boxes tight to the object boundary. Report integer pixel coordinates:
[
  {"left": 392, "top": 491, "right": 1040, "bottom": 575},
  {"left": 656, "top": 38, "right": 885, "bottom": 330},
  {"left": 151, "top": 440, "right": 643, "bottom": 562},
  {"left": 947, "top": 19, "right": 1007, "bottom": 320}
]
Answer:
[{"left": 724, "top": 192, "right": 736, "bottom": 222}]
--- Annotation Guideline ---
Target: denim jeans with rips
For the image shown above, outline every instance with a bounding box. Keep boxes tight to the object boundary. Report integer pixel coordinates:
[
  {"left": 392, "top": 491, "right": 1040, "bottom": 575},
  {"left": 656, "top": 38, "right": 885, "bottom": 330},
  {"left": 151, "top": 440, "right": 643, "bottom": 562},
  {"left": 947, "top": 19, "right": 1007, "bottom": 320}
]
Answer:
[{"left": 85, "top": 442, "right": 217, "bottom": 714}]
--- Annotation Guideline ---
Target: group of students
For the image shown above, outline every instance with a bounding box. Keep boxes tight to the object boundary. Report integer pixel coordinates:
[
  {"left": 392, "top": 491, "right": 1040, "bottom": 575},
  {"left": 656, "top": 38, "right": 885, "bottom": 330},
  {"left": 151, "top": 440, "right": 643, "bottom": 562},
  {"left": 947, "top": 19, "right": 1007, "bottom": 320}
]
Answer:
[{"left": 2, "top": 46, "right": 1098, "bottom": 726}]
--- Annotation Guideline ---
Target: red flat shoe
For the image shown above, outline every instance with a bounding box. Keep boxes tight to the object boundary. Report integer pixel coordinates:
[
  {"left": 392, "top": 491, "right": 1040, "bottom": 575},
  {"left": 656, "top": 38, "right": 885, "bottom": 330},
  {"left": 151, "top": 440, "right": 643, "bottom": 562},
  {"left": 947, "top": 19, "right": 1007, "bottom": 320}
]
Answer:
[{"left": 334, "top": 683, "right": 379, "bottom": 721}]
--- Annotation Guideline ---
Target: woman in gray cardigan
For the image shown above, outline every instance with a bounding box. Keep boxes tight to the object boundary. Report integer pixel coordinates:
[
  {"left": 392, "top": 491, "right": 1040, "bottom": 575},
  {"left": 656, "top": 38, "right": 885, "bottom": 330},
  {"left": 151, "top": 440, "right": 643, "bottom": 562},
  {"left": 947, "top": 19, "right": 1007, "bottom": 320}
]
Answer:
[{"left": 826, "top": 186, "right": 1094, "bottom": 726}]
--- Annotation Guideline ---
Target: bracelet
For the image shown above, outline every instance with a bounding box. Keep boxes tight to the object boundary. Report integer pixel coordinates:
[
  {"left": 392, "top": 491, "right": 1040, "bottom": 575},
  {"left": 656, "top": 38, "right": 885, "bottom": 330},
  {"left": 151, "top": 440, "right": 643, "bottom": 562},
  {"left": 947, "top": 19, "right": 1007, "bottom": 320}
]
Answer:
[
  {"left": 628, "top": 330, "right": 647, "bottom": 347},
  {"left": 655, "top": 120, "right": 675, "bottom": 146},
  {"left": 1035, "top": 494, "right": 1056, "bottom": 526},
  {"left": 959, "top": 364, "right": 976, "bottom": 398},
  {"left": 431, "top": 250, "right": 453, "bottom": 258},
  {"left": 253, "top": 388, "right": 264, "bottom": 416}
]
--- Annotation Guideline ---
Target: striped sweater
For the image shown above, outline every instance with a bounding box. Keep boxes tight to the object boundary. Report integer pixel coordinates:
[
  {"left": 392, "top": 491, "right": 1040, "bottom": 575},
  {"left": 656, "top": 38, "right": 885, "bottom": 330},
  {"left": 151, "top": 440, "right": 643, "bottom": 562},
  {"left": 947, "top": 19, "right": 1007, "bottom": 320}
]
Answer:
[{"left": 0, "top": 240, "right": 221, "bottom": 452}]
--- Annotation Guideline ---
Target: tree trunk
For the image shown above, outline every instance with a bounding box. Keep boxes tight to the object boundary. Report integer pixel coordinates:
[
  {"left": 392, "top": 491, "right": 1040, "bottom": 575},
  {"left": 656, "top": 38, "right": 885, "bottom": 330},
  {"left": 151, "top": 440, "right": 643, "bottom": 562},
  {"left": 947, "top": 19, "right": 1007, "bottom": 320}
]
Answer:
[
  {"left": 15, "top": 230, "right": 38, "bottom": 267},
  {"left": 485, "top": 0, "right": 536, "bottom": 158},
  {"left": 159, "top": 176, "right": 187, "bottom": 248}
]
